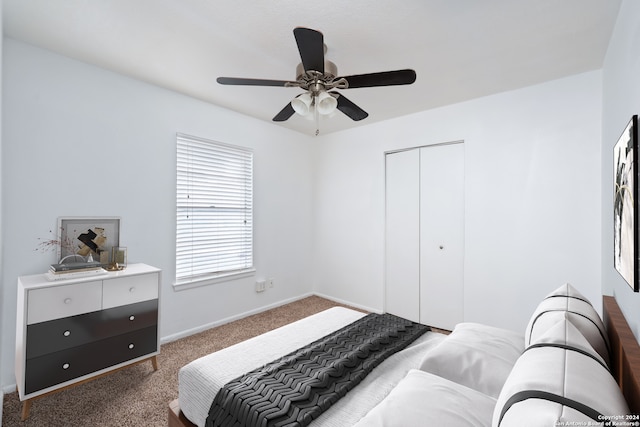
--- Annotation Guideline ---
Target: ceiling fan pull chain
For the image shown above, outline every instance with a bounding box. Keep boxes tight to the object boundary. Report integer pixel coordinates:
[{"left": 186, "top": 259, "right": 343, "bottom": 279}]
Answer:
[{"left": 315, "top": 97, "right": 320, "bottom": 136}]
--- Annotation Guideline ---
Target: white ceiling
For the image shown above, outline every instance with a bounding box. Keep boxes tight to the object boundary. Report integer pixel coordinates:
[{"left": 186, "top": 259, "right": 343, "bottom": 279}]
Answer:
[{"left": 3, "top": 0, "right": 622, "bottom": 136}]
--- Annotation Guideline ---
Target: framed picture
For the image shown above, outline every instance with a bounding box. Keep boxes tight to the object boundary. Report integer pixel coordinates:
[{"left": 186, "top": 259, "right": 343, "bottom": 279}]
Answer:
[
  {"left": 613, "top": 115, "right": 639, "bottom": 292},
  {"left": 57, "top": 217, "right": 120, "bottom": 264}
]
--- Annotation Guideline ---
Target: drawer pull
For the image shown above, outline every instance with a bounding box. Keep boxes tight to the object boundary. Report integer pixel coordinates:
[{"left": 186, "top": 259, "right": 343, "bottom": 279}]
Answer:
[
  {"left": 63, "top": 330, "right": 71, "bottom": 337},
  {"left": 129, "top": 315, "right": 135, "bottom": 321},
  {"left": 62, "top": 363, "right": 70, "bottom": 370},
  {"left": 129, "top": 287, "right": 136, "bottom": 293},
  {"left": 128, "top": 343, "right": 135, "bottom": 349},
  {"left": 64, "top": 298, "right": 72, "bottom": 305}
]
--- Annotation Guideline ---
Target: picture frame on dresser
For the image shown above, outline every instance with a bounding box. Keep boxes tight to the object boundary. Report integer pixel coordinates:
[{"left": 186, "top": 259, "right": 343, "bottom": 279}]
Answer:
[
  {"left": 57, "top": 216, "right": 120, "bottom": 264},
  {"left": 613, "top": 115, "right": 639, "bottom": 292}
]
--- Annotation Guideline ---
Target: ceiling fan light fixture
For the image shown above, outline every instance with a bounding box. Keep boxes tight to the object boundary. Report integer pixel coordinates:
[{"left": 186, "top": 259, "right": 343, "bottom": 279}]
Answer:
[
  {"left": 291, "top": 92, "right": 313, "bottom": 116},
  {"left": 316, "top": 91, "right": 338, "bottom": 115},
  {"left": 217, "top": 27, "right": 417, "bottom": 130}
]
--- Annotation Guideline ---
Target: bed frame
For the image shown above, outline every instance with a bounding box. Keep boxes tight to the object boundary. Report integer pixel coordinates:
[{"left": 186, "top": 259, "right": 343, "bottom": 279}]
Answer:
[
  {"left": 603, "top": 295, "right": 640, "bottom": 414},
  {"left": 167, "top": 296, "right": 640, "bottom": 426},
  {"left": 168, "top": 399, "right": 196, "bottom": 427}
]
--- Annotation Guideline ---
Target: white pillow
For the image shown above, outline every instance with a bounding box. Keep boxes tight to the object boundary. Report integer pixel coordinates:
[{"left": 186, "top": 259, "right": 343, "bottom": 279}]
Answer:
[
  {"left": 493, "top": 326, "right": 629, "bottom": 426},
  {"left": 545, "top": 282, "right": 592, "bottom": 302},
  {"left": 528, "top": 314, "right": 609, "bottom": 369},
  {"left": 353, "top": 369, "right": 496, "bottom": 427},
  {"left": 525, "top": 283, "right": 609, "bottom": 362},
  {"left": 418, "top": 323, "right": 524, "bottom": 398}
]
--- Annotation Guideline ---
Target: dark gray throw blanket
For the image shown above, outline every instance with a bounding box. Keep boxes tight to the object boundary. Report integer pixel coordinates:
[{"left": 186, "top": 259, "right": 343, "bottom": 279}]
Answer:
[{"left": 206, "top": 313, "right": 430, "bottom": 427}]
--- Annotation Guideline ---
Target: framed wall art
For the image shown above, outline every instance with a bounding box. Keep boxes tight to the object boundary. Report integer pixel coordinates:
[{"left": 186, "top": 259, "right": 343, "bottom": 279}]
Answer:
[
  {"left": 57, "top": 217, "right": 120, "bottom": 264},
  {"left": 613, "top": 115, "right": 639, "bottom": 292}
]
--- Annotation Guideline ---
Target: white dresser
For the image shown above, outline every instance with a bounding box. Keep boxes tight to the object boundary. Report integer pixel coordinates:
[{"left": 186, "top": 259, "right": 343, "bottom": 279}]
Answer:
[{"left": 15, "top": 263, "right": 161, "bottom": 419}]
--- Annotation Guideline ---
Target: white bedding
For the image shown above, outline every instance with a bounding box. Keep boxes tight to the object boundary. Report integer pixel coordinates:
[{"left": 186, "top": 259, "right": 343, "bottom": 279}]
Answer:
[
  {"left": 178, "top": 307, "right": 446, "bottom": 427},
  {"left": 352, "top": 369, "right": 496, "bottom": 427}
]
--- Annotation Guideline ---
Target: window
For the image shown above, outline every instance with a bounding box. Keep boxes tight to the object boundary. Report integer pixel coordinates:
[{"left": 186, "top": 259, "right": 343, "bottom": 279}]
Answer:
[{"left": 176, "top": 133, "right": 254, "bottom": 287}]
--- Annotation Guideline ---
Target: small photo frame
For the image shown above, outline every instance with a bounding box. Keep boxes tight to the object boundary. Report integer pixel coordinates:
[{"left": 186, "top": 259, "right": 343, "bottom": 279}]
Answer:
[
  {"left": 112, "top": 246, "right": 127, "bottom": 269},
  {"left": 613, "top": 115, "right": 639, "bottom": 292},
  {"left": 57, "top": 217, "right": 120, "bottom": 264}
]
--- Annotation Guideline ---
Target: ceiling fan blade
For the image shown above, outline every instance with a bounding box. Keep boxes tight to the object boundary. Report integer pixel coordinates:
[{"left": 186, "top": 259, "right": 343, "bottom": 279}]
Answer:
[
  {"left": 293, "top": 27, "right": 324, "bottom": 73},
  {"left": 340, "top": 69, "right": 416, "bottom": 89},
  {"left": 273, "top": 103, "right": 295, "bottom": 122},
  {"left": 217, "top": 77, "right": 293, "bottom": 87},
  {"left": 332, "top": 93, "right": 368, "bottom": 121}
]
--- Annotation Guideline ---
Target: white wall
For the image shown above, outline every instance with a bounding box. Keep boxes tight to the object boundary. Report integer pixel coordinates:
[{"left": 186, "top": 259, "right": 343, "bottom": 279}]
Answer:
[
  {"left": 0, "top": 39, "right": 315, "bottom": 389},
  {"left": 601, "top": 0, "right": 640, "bottom": 338},
  {"left": 312, "top": 70, "right": 603, "bottom": 333}
]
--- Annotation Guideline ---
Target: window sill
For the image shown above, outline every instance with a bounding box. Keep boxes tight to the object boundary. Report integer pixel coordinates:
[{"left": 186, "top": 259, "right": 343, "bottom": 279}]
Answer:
[{"left": 173, "top": 268, "right": 256, "bottom": 291}]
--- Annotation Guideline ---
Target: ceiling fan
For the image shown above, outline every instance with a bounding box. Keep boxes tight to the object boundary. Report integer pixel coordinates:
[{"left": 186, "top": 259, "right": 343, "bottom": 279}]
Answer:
[{"left": 217, "top": 27, "right": 417, "bottom": 134}]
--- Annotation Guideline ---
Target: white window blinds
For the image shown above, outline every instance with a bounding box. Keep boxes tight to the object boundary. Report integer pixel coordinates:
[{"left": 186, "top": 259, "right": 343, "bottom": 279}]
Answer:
[{"left": 176, "top": 133, "right": 253, "bottom": 284}]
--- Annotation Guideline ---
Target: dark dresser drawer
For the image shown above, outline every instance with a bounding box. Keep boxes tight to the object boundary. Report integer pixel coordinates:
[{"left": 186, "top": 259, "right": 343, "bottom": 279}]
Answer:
[
  {"left": 26, "top": 299, "right": 158, "bottom": 359},
  {"left": 95, "top": 299, "right": 158, "bottom": 338},
  {"left": 25, "top": 325, "right": 158, "bottom": 394}
]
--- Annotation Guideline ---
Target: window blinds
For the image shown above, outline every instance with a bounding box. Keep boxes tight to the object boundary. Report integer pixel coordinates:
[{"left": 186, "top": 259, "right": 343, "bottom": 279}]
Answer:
[{"left": 176, "top": 134, "right": 253, "bottom": 283}]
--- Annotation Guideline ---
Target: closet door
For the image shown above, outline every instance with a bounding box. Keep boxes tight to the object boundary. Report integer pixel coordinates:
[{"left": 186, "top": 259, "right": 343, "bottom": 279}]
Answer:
[
  {"left": 419, "top": 143, "right": 464, "bottom": 330},
  {"left": 385, "top": 149, "right": 420, "bottom": 322}
]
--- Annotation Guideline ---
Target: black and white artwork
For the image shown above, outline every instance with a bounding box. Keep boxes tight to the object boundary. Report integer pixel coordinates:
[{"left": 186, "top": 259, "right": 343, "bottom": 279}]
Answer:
[
  {"left": 614, "top": 115, "right": 639, "bottom": 292},
  {"left": 58, "top": 217, "right": 120, "bottom": 264}
]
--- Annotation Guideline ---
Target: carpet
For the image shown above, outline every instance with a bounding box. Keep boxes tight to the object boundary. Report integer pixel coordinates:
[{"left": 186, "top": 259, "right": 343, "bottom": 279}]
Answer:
[{"left": 2, "top": 295, "right": 359, "bottom": 427}]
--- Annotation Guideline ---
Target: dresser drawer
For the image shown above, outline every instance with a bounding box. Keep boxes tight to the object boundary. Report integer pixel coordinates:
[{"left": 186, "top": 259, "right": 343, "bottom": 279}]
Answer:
[
  {"left": 27, "top": 281, "right": 102, "bottom": 325},
  {"left": 26, "top": 310, "right": 104, "bottom": 359},
  {"left": 102, "top": 273, "right": 158, "bottom": 309},
  {"left": 98, "top": 299, "right": 158, "bottom": 336},
  {"left": 26, "top": 299, "right": 158, "bottom": 359},
  {"left": 24, "top": 326, "right": 158, "bottom": 394},
  {"left": 98, "top": 325, "right": 158, "bottom": 367}
]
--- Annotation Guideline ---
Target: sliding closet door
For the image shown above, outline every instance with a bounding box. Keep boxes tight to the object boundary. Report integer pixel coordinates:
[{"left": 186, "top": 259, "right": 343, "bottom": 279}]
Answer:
[
  {"left": 385, "top": 149, "right": 420, "bottom": 322},
  {"left": 419, "top": 143, "right": 464, "bottom": 330}
]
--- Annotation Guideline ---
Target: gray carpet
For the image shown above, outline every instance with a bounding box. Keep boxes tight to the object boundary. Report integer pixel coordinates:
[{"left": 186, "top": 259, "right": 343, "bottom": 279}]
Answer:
[{"left": 2, "top": 295, "right": 359, "bottom": 427}]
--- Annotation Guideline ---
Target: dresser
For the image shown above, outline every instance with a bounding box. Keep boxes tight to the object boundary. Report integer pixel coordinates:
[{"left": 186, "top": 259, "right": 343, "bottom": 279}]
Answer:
[{"left": 15, "top": 263, "right": 161, "bottom": 419}]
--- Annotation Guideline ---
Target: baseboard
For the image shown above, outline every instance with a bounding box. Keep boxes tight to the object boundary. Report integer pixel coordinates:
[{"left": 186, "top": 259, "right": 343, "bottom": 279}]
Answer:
[
  {"left": 160, "top": 292, "right": 380, "bottom": 345},
  {"left": 160, "top": 293, "right": 314, "bottom": 344},
  {"left": 2, "top": 384, "right": 16, "bottom": 394},
  {"left": 311, "top": 292, "right": 381, "bottom": 314}
]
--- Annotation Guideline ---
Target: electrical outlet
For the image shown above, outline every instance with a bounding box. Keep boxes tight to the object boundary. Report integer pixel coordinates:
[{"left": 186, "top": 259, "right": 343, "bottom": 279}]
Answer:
[
  {"left": 255, "top": 280, "right": 266, "bottom": 292},
  {"left": 267, "top": 278, "right": 275, "bottom": 288}
]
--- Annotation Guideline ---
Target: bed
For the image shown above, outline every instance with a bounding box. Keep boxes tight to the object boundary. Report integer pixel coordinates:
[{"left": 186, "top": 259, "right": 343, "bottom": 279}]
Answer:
[{"left": 169, "top": 285, "right": 640, "bottom": 426}]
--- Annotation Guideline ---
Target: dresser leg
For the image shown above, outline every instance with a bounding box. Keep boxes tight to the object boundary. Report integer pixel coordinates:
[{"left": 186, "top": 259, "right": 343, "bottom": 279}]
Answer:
[
  {"left": 151, "top": 355, "right": 159, "bottom": 371},
  {"left": 21, "top": 399, "right": 32, "bottom": 421}
]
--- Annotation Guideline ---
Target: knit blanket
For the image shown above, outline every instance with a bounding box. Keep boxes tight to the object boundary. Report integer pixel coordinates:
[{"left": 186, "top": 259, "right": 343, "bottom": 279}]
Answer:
[{"left": 205, "top": 313, "right": 430, "bottom": 427}]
